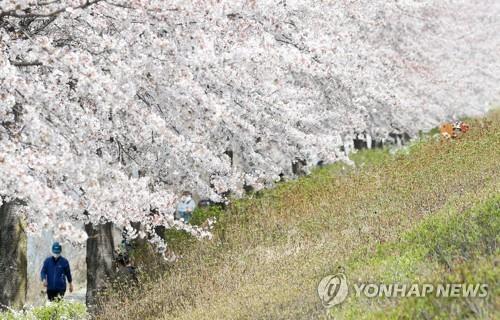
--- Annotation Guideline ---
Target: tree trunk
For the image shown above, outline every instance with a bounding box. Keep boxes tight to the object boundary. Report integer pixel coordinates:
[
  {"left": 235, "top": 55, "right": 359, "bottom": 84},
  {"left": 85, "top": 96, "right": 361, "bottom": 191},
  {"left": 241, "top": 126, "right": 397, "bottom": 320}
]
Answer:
[
  {"left": 0, "top": 201, "right": 27, "bottom": 309},
  {"left": 85, "top": 222, "right": 115, "bottom": 312}
]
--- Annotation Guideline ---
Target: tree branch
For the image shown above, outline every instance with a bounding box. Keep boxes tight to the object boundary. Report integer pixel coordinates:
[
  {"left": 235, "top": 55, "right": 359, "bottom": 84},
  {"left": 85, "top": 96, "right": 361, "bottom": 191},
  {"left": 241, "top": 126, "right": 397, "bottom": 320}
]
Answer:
[
  {"left": 0, "top": 0, "right": 103, "bottom": 18},
  {"left": 9, "top": 60, "right": 43, "bottom": 67},
  {"left": 30, "top": 16, "right": 58, "bottom": 35}
]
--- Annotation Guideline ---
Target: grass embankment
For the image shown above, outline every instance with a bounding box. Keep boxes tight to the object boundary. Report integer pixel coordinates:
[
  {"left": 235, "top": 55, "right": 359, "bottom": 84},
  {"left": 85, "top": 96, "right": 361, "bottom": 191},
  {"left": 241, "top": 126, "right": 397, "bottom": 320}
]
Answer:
[{"left": 99, "top": 111, "right": 500, "bottom": 320}]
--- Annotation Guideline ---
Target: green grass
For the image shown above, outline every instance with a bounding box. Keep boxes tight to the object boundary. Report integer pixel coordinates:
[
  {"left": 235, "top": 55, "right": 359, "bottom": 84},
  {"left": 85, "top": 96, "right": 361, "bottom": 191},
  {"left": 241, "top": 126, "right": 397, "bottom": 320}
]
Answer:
[
  {"left": 350, "top": 147, "right": 391, "bottom": 167},
  {"left": 0, "top": 300, "right": 87, "bottom": 320},
  {"left": 162, "top": 205, "right": 225, "bottom": 253},
  {"left": 337, "top": 196, "right": 499, "bottom": 319},
  {"left": 97, "top": 110, "right": 500, "bottom": 320}
]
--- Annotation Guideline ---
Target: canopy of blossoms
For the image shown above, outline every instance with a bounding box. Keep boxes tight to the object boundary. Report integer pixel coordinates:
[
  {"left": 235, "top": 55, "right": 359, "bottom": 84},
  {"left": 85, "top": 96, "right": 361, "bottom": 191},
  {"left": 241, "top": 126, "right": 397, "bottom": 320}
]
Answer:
[{"left": 1, "top": 0, "right": 499, "bottom": 246}]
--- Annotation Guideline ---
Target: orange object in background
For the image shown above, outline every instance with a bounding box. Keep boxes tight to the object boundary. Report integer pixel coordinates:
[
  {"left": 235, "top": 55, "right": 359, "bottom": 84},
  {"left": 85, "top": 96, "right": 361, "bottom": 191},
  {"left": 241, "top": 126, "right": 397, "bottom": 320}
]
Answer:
[
  {"left": 460, "top": 122, "right": 470, "bottom": 133},
  {"left": 439, "top": 121, "right": 470, "bottom": 139},
  {"left": 439, "top": 123, "right": 454, "bottom": 139}
]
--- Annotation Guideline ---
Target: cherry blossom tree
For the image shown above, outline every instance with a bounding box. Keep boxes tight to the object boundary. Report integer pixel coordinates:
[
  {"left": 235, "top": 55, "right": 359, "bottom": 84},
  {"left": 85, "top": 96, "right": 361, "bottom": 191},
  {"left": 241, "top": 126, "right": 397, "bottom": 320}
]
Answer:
[{"left": 1, "top": 0, "right": 499, "bottom": 249}]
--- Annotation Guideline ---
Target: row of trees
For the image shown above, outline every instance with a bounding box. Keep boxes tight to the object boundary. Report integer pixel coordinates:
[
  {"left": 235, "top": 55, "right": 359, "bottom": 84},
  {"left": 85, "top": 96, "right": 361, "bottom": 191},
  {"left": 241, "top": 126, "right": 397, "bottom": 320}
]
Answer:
[
  {"left": 0, "top": 0, "right": 499, "bottom": 306},
  {"left": 0, "top": 201, "right": 126, "bottom": 310}
]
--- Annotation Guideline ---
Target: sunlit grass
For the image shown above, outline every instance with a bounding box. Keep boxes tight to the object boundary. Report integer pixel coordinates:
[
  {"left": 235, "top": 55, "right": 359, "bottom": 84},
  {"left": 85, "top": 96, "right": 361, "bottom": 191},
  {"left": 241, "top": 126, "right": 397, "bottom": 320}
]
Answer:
[{"left": 338, "top": 195, "right": 499, "bottom": 319}]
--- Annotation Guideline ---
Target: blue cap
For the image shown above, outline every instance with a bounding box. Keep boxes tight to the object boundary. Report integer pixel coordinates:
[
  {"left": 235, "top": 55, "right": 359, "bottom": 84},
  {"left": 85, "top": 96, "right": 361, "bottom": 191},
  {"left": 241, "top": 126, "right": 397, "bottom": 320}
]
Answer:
[{"left": 52, "top": 242, "right": 62, "bottom": 254}]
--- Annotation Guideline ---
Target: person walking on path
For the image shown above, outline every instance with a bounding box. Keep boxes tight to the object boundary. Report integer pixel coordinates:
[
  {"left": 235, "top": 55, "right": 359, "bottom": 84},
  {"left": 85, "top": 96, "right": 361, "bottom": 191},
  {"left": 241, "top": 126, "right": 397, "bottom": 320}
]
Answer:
[{"left": 40, "top": 242, "right": 73, "bottom": 301}]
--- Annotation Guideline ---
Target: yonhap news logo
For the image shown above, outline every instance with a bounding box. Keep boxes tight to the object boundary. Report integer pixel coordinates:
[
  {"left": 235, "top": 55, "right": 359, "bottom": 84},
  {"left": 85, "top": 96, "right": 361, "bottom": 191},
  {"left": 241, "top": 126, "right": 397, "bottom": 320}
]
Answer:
[
  {"left": 352, "top": 282, "right": 489, "bottom": 299},
  {"left": 318, "top": 273, "right": 489, "bottom": 309},
  {"left": 317, "top": 273, "right": 349, "bottom": 308}
]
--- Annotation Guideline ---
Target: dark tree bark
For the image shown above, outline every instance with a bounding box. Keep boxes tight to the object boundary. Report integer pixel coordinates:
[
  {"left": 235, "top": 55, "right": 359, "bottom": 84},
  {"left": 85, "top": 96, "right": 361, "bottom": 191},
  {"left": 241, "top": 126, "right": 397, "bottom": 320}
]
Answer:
[
  {"left": 292, "top": 158, "right": 307, "bottom": 176},
  {"left": 85, "top": 222, "right": 115, "bottom": 312},
  {"left": 0, "top": 201, "right": 27, "bottom": 309}
]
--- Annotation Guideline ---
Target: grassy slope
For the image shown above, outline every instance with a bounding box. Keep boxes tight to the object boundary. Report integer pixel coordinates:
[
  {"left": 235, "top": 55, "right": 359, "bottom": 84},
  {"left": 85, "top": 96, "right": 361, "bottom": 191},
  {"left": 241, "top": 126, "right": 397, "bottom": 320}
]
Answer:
[{"left": 99, "top": 111, "right": 499, "bottom": 320}]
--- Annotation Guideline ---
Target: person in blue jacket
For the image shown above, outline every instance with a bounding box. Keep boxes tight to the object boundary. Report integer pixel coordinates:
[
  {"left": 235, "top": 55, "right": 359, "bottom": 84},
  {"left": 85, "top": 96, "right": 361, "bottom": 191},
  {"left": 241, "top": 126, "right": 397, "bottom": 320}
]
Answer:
[
  {"left": 40, "top": 242, "right": 74, "bottom": 301},
  {"left": 176, "top": 191, "right": 196, "bottom": 223}
]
